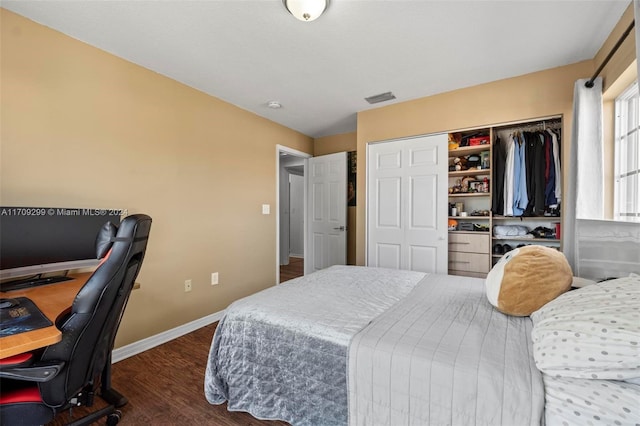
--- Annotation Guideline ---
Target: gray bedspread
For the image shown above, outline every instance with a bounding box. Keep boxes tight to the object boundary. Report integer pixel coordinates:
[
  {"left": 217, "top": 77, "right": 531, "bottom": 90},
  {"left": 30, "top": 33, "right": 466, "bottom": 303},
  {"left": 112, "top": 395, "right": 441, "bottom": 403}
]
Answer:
[
  {"left": 348, "top": 274, "right": 544, "bottom": 426},
  {"left": 204, "top": 265, "right": 426, "bottom": 425}
]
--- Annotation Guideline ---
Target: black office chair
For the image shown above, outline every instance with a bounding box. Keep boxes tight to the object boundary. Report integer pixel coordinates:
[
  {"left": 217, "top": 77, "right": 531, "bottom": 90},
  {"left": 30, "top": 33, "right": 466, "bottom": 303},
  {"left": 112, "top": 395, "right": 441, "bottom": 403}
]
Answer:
[{"left": 0, "top": 214, "right": 152, "bottom": 425}]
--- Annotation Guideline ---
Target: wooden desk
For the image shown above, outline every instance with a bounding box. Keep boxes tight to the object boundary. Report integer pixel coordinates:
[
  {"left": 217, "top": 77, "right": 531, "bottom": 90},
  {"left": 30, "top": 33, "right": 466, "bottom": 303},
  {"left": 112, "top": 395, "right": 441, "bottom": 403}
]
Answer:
[{"left": 0, "top": 273, "right": 90, "bottom": 359}]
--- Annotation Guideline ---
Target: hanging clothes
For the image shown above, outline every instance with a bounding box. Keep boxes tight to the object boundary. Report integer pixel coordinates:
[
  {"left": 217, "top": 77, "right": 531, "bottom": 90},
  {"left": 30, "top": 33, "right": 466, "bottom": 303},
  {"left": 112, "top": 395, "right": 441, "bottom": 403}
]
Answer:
[
  {"left": 544, "top": 131, "right": 558, "bottom": 207},
  {"left": 513, "top": 133, "right": 528, "bottom": 216},
  {"left": 492, "top": 136, "right": 507, "bottom": 215},
  {"left": 503, "top": 134, "right": 516, "bottom": 216},
  {"left": 523, "top": 132, "right": 536, "bottom": 215},
  {"left": 549, "top": 129, "right": 562, "bottom": 206},
  {"left": 533, "top": 132, "right": 546, "bottom": 215},
  {"left": 492, "top": 124, "right": 562, "bottom": 217}
]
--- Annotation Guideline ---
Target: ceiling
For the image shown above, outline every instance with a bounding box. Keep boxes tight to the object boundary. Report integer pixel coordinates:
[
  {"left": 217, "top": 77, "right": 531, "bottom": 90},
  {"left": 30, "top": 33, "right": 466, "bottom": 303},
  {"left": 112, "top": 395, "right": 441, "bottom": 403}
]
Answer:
[{"left": 2, "top": 1, "right": 629, "bottom": 138}]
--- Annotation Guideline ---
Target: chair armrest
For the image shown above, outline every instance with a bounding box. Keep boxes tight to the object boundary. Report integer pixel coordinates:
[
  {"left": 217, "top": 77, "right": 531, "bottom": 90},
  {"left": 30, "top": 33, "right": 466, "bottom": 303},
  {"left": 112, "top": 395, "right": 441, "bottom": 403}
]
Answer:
[{"left": 0, "top": 361, "right": 64, "bottom": 382}]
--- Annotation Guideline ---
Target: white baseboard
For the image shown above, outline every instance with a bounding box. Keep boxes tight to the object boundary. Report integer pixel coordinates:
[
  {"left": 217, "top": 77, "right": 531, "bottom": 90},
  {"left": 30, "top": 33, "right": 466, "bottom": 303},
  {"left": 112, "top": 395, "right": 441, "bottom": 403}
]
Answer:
[
  {"left": 289, "top": 253, "right": 304, "bottom": 259},
  {"left": 112, "top": 310, "right": 224, "bottom": 363}
]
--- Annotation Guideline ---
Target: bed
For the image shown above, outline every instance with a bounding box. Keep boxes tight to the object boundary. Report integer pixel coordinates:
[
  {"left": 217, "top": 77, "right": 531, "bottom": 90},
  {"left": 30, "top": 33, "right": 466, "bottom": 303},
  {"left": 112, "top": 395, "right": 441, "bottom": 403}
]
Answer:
[{"left": 204, "top": 266, "right": 546, "bottom": 425}]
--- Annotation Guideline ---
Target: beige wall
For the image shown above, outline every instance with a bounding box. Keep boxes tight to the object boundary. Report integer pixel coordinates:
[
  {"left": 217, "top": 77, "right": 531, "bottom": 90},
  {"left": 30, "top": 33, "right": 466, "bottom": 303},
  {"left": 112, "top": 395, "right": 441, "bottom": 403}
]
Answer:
[
  {"left": 314, "top": 132, "right": 357, "bottom": 156},
  {"left": 597, "top": 3, "right": 637, "bottom": 219},
  {"left": 0, "top": 10, "right": 313, "bottom": 347},
  {"left": 355, "top": 60, "right": 595, "bottom": 265},
  {"left": 596, "top": 3, "right": 635, "bottom": 93}
]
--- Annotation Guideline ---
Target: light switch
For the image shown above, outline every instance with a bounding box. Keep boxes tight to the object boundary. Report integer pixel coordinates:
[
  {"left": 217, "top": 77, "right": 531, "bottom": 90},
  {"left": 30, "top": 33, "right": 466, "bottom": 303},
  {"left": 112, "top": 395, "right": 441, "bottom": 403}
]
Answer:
[{"left": 262, "top": 204, "right": 270, "bottom": 215}]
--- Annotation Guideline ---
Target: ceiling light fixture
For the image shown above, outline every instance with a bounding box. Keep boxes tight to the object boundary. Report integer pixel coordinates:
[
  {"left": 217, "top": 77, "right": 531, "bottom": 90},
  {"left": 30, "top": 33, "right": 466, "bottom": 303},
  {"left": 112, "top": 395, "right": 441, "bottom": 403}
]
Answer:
[
  {"left": 282, "top": 0, "right": 328, "bottom": 22},
  {"left": 268, "top": 101, "right": 283, "bottom": 109}
]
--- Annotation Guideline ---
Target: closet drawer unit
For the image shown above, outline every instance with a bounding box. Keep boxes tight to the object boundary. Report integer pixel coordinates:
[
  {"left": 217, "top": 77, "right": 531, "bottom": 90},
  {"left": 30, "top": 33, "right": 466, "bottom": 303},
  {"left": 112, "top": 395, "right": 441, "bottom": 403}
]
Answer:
[
  {"left": 449, "top": 270, "right": 488, "bottom": 279},
  {"left": 448, "top": 233, "right": 490, "bottom": 254},
  {"left": 448, "top": 251, "right": 490, "bottom": 273}
]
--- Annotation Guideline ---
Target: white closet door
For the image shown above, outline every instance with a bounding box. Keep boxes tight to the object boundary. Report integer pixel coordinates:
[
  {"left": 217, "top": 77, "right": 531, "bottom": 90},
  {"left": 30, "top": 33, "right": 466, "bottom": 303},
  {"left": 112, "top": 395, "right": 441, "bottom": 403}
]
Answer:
[{"left": 367, "top": 134, "right": 448, "bottom": 273}]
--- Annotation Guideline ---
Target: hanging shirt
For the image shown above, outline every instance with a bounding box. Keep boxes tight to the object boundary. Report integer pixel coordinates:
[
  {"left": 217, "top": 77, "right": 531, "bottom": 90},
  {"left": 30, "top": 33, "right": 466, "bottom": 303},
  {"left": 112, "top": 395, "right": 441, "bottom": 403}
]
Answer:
[
  {"left": 513, "top": 134, "right": 528, "bottom": 216},
  {"left": 549, "top": 129, "right": 561, "bottom": 205},
  {"left": 503, "top": 134, "right": 516, "bottom": 216},
  {"left": 533, "top": 132, "right": 547, "bottom": 215},
  {"left": 523, "top": 132, "right": 537, "bottom": 216},
  {"left": 544, "top": 131, "right": 558, "bottom": 207},
  {"left": 492, "top": 136, "right": 507, "bottom": 215}
]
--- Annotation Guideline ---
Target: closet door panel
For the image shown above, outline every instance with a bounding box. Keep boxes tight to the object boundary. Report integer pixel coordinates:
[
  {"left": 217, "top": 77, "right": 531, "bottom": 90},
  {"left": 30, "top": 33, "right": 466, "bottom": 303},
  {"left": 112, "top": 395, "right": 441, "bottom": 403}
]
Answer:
[
  {"left": 409, "top": 245, "right": 437, "bottom": 273},
  {"left": 367, "top": 134, "right": 448, "bottom": 273},
  {"left": 409, "top": 175, "right": 437, "bottom": 229},
  {"left": 375, "top": 243, "right": 401, "bottom": 270},
  {"left": 376, "top": 177, "right": 402, "bottom": 228}
]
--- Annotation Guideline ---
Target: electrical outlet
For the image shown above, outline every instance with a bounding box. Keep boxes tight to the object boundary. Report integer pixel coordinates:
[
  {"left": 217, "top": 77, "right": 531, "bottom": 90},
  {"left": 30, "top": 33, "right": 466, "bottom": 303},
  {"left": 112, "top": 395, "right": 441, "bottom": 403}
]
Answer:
[
  {"left": 211, "top": 272, "right": 219, "bottom": 286},
  {"left": 184, "top": 279, "right": 192, "bottom": 292}
]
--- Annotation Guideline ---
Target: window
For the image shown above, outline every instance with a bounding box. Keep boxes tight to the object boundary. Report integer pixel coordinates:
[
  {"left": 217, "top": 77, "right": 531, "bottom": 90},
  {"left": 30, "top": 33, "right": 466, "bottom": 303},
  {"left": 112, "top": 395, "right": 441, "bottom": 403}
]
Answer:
[{"left": 614, "top": 82, "right": 640, "bottom": 222}]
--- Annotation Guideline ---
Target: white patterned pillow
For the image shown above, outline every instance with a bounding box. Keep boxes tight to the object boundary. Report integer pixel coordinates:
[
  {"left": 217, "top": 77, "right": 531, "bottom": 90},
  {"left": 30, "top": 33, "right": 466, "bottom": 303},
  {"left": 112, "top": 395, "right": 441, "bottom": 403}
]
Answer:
[
  {"left": 530, "top": 276, "right": 640, "bottom": 381},
  {"left": 543, "top": 375, "right": 640, "bottom": 425}
]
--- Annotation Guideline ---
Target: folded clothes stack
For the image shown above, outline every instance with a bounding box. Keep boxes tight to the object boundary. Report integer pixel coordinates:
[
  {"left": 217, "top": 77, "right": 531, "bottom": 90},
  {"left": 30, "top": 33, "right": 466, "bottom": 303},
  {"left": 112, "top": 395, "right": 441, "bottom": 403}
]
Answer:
[
  {"left": 493, "top": 225, "right": 531, "bottom": 238},
  {"left": 529, "top": 226, "right": 556, "bottom": 238}
]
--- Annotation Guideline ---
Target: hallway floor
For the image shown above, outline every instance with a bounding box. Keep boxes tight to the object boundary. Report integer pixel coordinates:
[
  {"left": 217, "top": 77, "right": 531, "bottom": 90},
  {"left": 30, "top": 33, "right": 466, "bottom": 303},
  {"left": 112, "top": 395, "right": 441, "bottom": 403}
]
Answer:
[{"left": 280, "top": 257, "right": 303, "bottom": 282}]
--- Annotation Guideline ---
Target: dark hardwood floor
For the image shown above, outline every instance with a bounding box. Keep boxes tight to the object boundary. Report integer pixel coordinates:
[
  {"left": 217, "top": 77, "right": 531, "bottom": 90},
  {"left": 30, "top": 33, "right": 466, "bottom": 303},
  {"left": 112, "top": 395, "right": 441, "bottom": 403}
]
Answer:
[
  {"left": 279, "top": 257, "right": 303, "bottom": 282},
  {"left": 48, "top": 323, "right": 289, "bottom": 426}
]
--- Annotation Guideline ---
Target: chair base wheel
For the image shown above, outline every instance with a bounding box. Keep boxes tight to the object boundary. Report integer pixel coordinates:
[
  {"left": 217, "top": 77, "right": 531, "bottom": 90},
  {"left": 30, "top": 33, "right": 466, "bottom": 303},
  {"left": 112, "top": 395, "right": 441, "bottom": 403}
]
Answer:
[{"left": 106, "top": 409, "right": 121, "bottom": 425}]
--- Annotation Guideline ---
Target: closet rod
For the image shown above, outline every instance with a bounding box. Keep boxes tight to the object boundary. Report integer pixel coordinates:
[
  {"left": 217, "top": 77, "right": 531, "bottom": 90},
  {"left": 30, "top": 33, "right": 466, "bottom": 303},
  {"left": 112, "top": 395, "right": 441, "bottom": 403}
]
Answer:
[
  {"left": 497, "top": 119, "right": 562, "bottom": 133},
  {"left": 585, "top": 19, "right": 635, "bottom": 88}
]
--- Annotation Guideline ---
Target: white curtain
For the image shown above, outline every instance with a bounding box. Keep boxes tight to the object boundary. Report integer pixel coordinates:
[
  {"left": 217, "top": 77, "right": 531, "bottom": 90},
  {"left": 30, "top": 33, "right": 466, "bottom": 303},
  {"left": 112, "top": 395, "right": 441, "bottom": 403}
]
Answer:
[
  {"left": 564, "top": 77, "right": 604, "bottom": 270},
  {"left": 636, "top": 1, "right": 640, "bottom": 82},
  {"left": 566, "top": 4, "right": 640, "bottom": 276}
]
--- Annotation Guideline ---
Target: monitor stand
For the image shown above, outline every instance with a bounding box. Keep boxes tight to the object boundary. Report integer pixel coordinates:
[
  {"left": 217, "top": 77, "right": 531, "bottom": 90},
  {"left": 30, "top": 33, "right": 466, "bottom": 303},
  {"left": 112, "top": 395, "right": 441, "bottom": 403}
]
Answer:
[{"left": 0, "top": 274, "right": 73, "bottom": 292}]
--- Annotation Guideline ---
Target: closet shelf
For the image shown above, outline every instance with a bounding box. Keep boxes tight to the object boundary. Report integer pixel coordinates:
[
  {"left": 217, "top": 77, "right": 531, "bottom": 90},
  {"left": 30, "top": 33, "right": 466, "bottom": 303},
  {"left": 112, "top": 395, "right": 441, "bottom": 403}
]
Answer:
[
  {"left": 493, "top": 216, "right": 560, "bottom": 221},
  {"left": 449, "top": 231, "right": 490, "bottom": 235},
  {"left": 448, "top": 169, "right": 491, "bottom": 177},
  {"left": 491, "top": 237, "right": 561, "bottom": 243},
  {"left": 448, "top": 216, "right": 490, "bottom": 220},
  {"left": 448, "top": 193, "right": 490, "bottom": 198},
  {"left": 448, "top": 145, "right": 491, "bottom": 156}
]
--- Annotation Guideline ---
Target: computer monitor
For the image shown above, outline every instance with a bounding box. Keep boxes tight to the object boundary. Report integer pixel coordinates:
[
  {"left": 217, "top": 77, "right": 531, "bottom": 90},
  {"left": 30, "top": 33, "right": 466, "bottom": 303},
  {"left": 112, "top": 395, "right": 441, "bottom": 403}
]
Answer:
[{"left": 0, "top": 206, "right": 122, "bottom": 281}]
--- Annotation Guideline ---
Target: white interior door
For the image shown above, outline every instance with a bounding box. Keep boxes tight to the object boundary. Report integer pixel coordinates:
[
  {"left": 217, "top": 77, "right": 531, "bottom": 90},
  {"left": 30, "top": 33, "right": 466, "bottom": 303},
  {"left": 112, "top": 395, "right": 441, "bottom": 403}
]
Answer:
[
  {"left": 289, "top": 173, "right": 305, "bottom": 257},
  {"left": 306, "top": 152, "right": 347, "bottom": 274},
  {"left": 367, "top": 134, "right": 448, "bottom": 273}
]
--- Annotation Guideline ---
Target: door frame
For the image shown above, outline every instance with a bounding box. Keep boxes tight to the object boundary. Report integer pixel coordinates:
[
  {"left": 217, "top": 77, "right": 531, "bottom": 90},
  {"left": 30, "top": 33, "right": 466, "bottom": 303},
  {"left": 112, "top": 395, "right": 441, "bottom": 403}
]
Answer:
[{"left": 276, "top": 145, "right": 311, "bottom": 284}]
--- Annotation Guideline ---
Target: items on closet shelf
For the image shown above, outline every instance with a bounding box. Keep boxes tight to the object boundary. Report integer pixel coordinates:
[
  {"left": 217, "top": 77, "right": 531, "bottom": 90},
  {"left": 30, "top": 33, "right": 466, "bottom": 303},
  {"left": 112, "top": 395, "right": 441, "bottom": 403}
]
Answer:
[
  {"left": 493, "top": 224, "right": 558, "bottom": 239},
  {"left": 492, "top": 126, "right": 562, "bottom": 217}
]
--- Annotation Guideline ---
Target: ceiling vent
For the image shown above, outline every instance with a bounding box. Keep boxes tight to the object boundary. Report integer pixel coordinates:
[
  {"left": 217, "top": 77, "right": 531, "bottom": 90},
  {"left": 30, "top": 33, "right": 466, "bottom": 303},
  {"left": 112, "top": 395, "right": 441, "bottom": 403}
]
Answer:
[{"left": 364, "top": 91, "right": 396, "bottom": 104}]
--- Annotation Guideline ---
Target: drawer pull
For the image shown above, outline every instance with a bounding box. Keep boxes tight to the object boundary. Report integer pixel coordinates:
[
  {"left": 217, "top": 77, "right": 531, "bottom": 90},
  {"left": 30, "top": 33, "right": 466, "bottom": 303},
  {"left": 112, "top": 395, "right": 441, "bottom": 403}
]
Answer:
[
  {"left": 450, "top": 242, "right": 470, "bottom": 245},
  {"left": 449, "top": 260, "right": 470, "bottom": 264}
]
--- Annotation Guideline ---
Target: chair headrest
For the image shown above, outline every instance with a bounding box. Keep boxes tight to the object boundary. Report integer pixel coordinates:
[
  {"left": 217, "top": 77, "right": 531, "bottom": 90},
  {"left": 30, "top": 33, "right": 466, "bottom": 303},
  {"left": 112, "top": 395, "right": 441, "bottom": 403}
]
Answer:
[{"left": 95, "top": 221, "right": 118, "bottom": 259}]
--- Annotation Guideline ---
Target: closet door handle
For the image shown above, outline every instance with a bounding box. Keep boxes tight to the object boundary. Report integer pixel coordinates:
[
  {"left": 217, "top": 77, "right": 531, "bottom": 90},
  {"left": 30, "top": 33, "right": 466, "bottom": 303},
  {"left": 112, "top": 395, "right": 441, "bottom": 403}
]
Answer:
[{"left": 333, "top": 226, "right": 346, "bottom": 231}]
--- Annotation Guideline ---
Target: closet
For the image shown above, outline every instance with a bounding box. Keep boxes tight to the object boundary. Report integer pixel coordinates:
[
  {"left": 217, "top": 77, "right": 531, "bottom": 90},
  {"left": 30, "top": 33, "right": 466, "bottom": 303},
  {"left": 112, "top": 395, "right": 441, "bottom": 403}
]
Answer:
[
  {"left": 447, "top": 116, "right": 563, "bottom": 277},
  {"left": 447, "top": 128, "right": 492, "bottom": 277},
  {"left": 490, "top": 118, "right": 563, "bottom": 267},
  {"left": 366, "top": 116, "right": 564, "bottom": 279}
]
